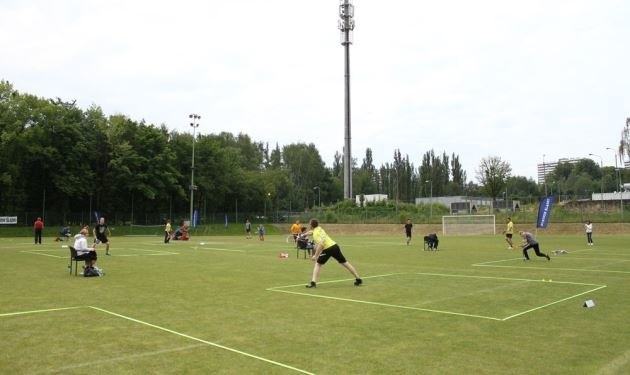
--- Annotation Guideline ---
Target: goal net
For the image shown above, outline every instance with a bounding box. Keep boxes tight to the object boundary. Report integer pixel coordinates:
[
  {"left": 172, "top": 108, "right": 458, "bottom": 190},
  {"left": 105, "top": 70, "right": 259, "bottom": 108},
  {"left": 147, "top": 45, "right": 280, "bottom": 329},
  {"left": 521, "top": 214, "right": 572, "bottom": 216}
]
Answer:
[{"left": 442, "top": 215, "right": 495, "bottom": 235}]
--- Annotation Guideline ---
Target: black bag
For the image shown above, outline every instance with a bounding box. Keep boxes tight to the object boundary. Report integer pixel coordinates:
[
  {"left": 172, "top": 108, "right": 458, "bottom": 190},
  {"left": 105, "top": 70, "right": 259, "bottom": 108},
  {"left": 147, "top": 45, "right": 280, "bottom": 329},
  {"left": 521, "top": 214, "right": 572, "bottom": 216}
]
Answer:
[{"left": 84, "top": 267, "right": 101, "bottom": 277}]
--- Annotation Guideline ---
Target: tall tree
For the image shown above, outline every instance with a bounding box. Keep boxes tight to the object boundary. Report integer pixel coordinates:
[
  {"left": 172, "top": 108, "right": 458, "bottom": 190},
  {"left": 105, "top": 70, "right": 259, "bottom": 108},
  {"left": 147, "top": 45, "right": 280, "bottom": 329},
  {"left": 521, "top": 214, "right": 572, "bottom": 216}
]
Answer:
[{"left": 476, "top": 156, "right": 512, "bottom": 202}]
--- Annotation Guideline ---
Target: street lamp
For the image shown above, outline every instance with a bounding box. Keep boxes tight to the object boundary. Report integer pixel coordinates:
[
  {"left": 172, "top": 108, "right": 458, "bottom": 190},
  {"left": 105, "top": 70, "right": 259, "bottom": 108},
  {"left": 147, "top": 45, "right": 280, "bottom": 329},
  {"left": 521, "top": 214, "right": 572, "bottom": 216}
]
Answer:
[
  {"left": 264, "top": 192, "right": 271, "bottom": 219},
  {"left": 313, "top": 186, "right": 321, "bottom": 208},
  {"left": 588, "top": 153, "right": 604, "bottom": 207},
  {"left": 542, "top": 154, "right": 548, "bottom": 196},
  {"left": 339, "top": 0, "right": 355, "bottom": 200},
  {"left": 189, "top": 114, "right": 200, "bottom": 227},
  {"left": 606, "top": 147, "right": 624, "bottom": 219},
  {"left": 425, "top": 180, "right": 433, "bottom": 222}
]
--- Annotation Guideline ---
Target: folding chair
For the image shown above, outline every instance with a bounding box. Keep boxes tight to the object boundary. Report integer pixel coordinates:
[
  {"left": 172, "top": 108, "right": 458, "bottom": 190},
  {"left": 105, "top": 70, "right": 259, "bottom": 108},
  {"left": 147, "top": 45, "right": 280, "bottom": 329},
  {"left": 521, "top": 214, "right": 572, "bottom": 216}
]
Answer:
[
  {"left": 68, "top": 246, "right": 82, "bottom": 276},
  {"left": 296, "top": 238, "right": 313, "bottom": 259},
  {"left": 423, "top": 234, "right": 439, "bottom": 251}
]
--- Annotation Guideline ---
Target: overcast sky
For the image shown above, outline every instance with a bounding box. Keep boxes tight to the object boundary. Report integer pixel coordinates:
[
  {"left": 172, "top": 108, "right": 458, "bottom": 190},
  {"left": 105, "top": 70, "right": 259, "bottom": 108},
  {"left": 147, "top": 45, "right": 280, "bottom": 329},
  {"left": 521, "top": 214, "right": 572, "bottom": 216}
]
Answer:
[{"left": 2, "top": 0, "right": 629, "bottom": 180}]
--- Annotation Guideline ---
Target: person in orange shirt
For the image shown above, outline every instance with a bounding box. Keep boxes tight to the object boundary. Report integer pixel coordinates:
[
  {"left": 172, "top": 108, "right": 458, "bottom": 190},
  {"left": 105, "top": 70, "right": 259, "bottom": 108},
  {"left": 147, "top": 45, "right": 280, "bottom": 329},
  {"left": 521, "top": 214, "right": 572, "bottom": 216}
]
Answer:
[{"left": 290, "top": 220, "right": 301, "bottom": 243}]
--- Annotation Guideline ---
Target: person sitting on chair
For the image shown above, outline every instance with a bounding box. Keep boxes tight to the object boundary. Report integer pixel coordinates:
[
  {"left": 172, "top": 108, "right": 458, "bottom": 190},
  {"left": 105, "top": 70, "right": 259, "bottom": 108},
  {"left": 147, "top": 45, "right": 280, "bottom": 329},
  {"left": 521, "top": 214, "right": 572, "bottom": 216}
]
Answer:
[
  {"left": 296, "top": 227, "right": 314, "bottom": 256},
  {"left": 73, "top": 228, "right": 98, "bottom": 271},
  {"left": 55, "top": 226, "right": 72, "bottom": 241},
  {"left": 424, "top": 233, "right": 439, "bottom": 250}
]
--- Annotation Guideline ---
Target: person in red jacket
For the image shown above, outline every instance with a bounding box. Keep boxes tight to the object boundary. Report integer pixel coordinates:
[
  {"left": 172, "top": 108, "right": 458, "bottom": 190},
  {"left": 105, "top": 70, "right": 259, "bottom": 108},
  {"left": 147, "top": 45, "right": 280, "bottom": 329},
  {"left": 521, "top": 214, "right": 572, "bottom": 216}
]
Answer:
[{"left": 34, "top": 217, "right": 44, "bottom": 244}]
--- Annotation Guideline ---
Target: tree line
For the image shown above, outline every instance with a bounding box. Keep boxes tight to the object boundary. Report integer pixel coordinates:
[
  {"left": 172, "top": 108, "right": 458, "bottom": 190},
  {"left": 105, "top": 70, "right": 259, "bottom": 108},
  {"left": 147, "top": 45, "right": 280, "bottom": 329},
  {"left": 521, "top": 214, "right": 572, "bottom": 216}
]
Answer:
[{"left": 1, "top": 81, "right": 625, "bottom": 225}]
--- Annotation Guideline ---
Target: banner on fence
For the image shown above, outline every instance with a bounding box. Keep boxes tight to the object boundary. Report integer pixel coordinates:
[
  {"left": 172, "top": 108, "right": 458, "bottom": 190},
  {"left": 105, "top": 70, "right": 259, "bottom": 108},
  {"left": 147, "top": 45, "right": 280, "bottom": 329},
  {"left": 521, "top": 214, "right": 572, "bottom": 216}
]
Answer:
[{"left": 0, "top": 216, "right": 18, "bottom": 224}]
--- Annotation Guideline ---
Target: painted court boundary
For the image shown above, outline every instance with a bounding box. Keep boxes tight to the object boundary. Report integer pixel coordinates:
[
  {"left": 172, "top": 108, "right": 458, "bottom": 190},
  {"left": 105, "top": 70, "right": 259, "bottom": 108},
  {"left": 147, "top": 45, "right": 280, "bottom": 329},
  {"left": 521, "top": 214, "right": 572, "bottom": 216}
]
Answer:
[
  {"left": 267, "top": 272, "right": 606, "bottom": 321},
  {"left": 0, "top": 306, "right": 314, "bottom": 375},
  {"left": 472, "top": 258, "right": 630, "bottom": 274}
]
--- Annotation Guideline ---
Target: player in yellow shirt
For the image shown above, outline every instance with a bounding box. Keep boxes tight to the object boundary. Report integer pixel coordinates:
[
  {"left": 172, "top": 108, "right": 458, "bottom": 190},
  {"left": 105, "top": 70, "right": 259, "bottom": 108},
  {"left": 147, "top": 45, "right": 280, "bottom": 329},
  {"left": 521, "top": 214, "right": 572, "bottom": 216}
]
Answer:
[
  {"left": 503, "top": 217, "right": 514, "bottom": 249},
  {"left": 303, "top": 218, "right": 362, "bottom": 288}
]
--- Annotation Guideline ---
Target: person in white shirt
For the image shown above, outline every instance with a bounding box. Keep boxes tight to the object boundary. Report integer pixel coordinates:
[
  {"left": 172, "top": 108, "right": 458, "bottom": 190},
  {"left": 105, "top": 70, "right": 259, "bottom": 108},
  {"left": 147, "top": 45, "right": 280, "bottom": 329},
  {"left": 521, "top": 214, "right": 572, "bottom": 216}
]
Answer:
[
  {"left": 73, "top": 227, "right": 98, "bottom": 269},
  {"left": 584, "top": 220, "right": 594, "bottom": 246}
]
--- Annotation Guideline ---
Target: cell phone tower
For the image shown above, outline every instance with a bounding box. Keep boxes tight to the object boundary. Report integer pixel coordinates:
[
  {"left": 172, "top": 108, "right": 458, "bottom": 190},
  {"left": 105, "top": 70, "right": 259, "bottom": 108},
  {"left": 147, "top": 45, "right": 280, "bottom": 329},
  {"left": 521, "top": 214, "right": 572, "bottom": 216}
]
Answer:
[{"left": 339, "top": 0, "right": 355, "bottom": 200}]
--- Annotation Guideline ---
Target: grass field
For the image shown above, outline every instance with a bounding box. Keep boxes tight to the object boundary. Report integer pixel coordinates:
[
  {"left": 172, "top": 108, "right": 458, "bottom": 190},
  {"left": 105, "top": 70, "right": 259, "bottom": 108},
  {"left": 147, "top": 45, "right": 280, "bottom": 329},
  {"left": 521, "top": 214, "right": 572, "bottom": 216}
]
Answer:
[{"left": 1, "top": 232, "right": 629, "bottom": 374}]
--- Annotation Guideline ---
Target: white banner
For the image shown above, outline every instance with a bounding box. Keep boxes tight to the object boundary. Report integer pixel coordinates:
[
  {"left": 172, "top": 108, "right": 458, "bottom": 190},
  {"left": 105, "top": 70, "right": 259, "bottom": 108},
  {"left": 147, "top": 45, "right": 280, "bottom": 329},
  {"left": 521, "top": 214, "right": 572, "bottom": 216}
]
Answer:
[{"left": 0, "top": 216, "right": 18, "bottom": 224}]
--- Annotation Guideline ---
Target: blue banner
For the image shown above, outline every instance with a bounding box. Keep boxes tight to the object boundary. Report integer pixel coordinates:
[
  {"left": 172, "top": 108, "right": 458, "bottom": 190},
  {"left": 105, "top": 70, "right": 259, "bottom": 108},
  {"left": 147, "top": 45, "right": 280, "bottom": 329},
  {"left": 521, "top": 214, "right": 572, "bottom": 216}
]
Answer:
[
  {"left": 536, "top": 196, "right": 554, "bottom": 228},
  {"left": 193, "top": 209, "right": 198, "bottom": 228},
  {"left": 224, "top": 214, "right": 228, "bottom": 228}
]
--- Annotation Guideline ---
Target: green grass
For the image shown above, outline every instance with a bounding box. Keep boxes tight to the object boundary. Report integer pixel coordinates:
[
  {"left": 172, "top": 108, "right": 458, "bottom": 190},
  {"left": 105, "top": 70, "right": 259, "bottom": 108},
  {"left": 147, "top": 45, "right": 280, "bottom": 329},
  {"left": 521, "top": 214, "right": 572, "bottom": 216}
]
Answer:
[{"left": 1, "top": 233, "right": 629, "bottom": 374}]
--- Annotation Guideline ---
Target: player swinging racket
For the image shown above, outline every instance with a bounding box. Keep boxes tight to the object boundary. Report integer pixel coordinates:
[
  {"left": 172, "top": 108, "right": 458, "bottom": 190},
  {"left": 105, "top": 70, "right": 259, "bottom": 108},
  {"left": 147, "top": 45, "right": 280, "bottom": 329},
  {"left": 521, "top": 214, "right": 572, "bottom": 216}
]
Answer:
[{"left": 303, "top": 218, "right": 362, "bottom": 288}]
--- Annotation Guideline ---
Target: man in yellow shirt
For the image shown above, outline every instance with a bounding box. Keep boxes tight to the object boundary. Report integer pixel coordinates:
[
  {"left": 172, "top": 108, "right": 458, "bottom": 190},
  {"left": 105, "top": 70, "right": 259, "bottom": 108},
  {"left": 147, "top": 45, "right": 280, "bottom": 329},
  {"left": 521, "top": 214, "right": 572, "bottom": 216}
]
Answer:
[
  {"left": 304, "top": 218, "right": 362, "bottom": 288},
  {"left": 290, "top": 220, "right": 301, "bottom": 243},
  {"left": 164, "top": 219, "right": 172, "bottom": 243},
  {"left": 503, "top": 217, "right": 514, "bottom": 249}
]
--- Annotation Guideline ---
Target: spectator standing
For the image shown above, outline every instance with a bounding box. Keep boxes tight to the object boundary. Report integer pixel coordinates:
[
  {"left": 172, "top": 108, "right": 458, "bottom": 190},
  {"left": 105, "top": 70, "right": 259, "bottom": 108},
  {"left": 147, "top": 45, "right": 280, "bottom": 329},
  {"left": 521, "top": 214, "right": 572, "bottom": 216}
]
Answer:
[
  {"left": 584, "top": 220, "right": 594, "bottom": 246},
  {"left": 34, "top": 217, "right": 44, "bottom": 244}
]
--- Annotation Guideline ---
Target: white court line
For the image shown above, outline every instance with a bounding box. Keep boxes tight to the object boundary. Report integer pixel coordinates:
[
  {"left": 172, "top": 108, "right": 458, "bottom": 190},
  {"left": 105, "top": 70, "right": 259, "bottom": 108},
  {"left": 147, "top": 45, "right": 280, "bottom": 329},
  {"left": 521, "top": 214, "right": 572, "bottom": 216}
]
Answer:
[
  {"left": 196, "top": 247, "right": 245, "bottom": 253},
  {"left": 33, "top": 344, "right": 207, "bottom": 374},
  {"left": 120, "top": 248, "right": 180, "bottom": 256},
  {"left": 268, "top": 288, "right": 503, "bottom": 321},
  {"left": 1, "top": 305, "right": 314, "bottom": 374},
  {"left": 268, "top": 273, "right": 607, "bottom": 321},
  {"left": 502, "top": 284, "right": 607, "bottom": 321},
  {"left": 473, "top": 261, "right": 630, "bottom": 274},
  {"left": 0, "top": 306, "right": 82, "bottom": 317},
  {"left": 20, "top": 250, "right": 67, "bottom": 259},
  {"left": 88, "top": 306, "right": 313, "bottom": 374}
]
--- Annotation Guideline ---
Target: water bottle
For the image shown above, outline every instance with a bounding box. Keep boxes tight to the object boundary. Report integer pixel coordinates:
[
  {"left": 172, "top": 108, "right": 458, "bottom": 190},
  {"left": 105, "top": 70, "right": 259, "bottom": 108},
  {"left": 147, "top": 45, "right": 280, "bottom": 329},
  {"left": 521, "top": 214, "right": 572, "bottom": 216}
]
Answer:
[{"left": 67, "top": 264, "right": 72, "bottom": 274}]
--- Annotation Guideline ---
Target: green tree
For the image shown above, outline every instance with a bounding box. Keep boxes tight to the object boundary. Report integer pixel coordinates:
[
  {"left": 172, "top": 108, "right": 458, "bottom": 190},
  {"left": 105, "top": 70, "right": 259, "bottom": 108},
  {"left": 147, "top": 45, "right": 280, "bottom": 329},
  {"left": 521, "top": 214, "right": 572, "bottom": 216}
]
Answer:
[{"left": 476, "top": 156, "right": 512, "bottom": 203}]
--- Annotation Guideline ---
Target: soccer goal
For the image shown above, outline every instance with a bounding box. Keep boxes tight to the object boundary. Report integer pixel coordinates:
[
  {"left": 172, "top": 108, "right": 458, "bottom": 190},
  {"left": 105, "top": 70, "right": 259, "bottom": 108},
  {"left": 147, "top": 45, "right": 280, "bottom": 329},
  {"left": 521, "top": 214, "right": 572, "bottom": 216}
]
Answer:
[{"left": 442, "top": 215, "right": 496, "bottom": 235}]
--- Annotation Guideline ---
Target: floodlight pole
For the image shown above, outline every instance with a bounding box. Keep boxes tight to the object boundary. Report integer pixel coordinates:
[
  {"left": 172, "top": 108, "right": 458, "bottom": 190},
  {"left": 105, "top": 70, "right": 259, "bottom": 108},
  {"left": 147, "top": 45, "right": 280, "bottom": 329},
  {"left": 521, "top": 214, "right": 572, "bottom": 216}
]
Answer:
[
  {"left": 189, "top": 114, "right": 200, "bottom": 227},
  {"left": 313, "top": 186, "right": 321, "bottom": 208},
  {"left": 425, "top": 179, "right": 433, "bottom": 222},
  {"left": 339, "top": 0, "right": 355, "bottom": 200},
  {"left": 606, "top": 147, "right": 623, "bottom": 219},
  {"left": 542, "top": 154, "right": 548, "bottom": 196},
  {"left": 589, "top": 153, "right": 604, "bottom": 208}
]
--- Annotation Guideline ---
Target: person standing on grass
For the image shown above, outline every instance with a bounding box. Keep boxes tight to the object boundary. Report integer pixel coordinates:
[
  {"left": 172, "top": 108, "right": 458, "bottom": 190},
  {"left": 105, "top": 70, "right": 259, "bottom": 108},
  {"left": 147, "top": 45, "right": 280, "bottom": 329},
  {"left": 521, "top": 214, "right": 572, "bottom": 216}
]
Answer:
[
  {"left": 245, "top": 218, "right": 252, "bottom": 239},
  {"left": 584, "top": 220, "right": 594, "bottom": 246},
  {"left": 257, "top": 224, "right": 265, "bottom": 241},
  {"left": 93, "top": 217, "right": 112, "bottom": 255},
  {"left": 404, "top": 218, "right": 413, "bottom": 245},
  {"left": 503, "top": 217, "right": 514, "bottom": 249},
  {"left": 519, "top": 231, "right": 550, "bottom": 261},
  {"left": 303, "top": 218, "right": 362, "bottom": 288},
  {"left": 164, "top": 219, "right": 172, "bottom": 243},
  {"left": 33, "top": 217, "right": 44, "bottom": 244}
]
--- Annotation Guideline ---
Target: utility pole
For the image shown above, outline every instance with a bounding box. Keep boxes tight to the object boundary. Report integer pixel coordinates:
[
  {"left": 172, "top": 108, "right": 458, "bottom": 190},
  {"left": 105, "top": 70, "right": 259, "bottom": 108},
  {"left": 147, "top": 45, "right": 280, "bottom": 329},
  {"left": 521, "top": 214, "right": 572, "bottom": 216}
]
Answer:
[{"left": 339, "top": 0, "right": 355, "bottom": 200}]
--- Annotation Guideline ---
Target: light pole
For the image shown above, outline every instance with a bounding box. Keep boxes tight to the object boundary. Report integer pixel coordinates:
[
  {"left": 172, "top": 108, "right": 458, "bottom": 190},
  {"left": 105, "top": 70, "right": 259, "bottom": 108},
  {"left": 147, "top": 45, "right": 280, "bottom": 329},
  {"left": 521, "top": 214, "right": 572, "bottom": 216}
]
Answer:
[
  {"left": 425, "top": 180, "right": 433, "bottom": 222},
  {"left": 542, "top": 154, "right": 548, "bottom": 196},
  {"left": 264, "top": 192, "right": 271, "bottom": 219},
  {"left": 588, "top": 153, "right": 604, "bottom": 207},
  {"left": 313, "top": 186, "right": 321, "bottom": 208},
  {"left": 339, "top": 0, "right": 355, "bottom": 200},
  {"left": 189, "top": 114, "right": 200, "bottom": 227},
  {"left": 606, "top": 147, "right": 624, "bottom": 219}
]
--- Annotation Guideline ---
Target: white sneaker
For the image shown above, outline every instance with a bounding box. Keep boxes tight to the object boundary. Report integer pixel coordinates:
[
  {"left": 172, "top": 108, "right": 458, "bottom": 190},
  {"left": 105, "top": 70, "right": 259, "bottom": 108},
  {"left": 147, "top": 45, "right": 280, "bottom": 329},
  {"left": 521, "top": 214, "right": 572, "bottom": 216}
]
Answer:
[{"left": 508, "top": 247, "right": 513, "bottom": 250}]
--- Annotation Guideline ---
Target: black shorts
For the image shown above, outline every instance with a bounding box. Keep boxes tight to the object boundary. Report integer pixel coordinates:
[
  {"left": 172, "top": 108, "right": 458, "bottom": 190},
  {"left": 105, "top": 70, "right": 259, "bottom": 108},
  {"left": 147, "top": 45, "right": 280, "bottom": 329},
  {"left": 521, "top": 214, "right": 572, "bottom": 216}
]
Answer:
[
  {"left": 75, "top": 251, "right": 97, "bottom": 261},
  {"left": 505, "top": 233, "right": 513, "bottom": 239},
  {"left": 316, "top": 244, "right": 347, "bottom": 265},
  {"left": 95, "top": 236, "right": 108, "bottom": 244}
]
